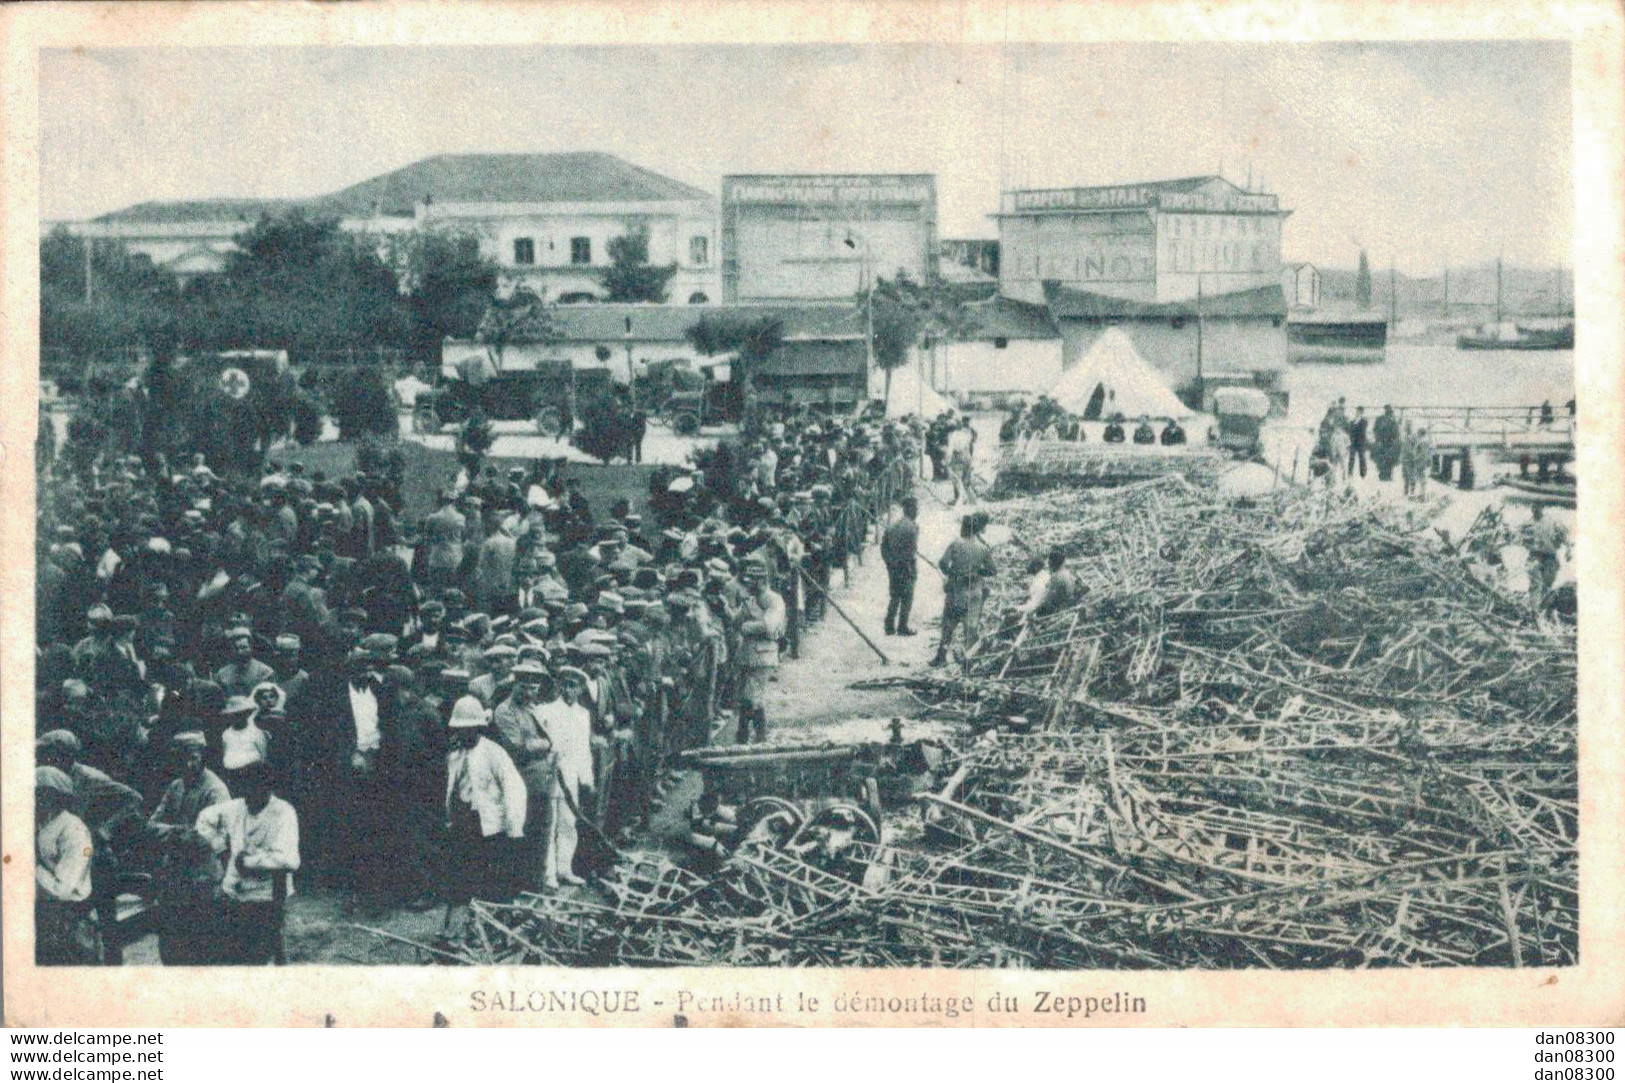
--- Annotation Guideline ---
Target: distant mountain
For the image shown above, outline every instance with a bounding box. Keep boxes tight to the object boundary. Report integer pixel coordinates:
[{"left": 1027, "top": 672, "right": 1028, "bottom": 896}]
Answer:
[{"left": 1313, "top": 262, "right": 1573, "bottom": 318}]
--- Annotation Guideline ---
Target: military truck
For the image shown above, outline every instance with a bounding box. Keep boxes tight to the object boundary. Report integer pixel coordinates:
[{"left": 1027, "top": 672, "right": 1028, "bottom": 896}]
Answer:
[{"left": 414, "top": 343, "right": 612, "bottom": 438}]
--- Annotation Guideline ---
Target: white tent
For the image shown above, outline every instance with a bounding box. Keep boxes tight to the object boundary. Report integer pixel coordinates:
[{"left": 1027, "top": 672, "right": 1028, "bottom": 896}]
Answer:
[
  {"left": 1048, "top": 328, "right": 1193, "bottom": 419},
  {"left": 879, "top": 361, "right": 954, "bottom": 419}
]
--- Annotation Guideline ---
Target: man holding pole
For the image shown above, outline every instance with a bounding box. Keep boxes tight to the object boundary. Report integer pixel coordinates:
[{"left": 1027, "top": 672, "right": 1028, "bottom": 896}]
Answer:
[
  {"left": 735, "top": 557, "right": 786, "bottom": 745},
  {"left": 881, "top": 497, "right": 919, "bottom": 637},
  {"left": 931, "top": 513, "right": 997, "bottom": 668}
]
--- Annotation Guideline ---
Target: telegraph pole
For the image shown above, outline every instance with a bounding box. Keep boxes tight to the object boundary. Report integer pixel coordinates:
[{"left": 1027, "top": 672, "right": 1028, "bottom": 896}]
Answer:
[
  {"left": 83, "top": 232, "right": 94, "bottom": 305},
  {"left": 1194, "top": 274, "right": 1205, "bottom": 410}
]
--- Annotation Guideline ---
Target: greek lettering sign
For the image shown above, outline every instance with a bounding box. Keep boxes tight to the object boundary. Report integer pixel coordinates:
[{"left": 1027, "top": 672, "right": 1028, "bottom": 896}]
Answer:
[
  {"left": 1007, "top": 185, "right": 1279, "bottom": 215},
  {"left": 726, "top": 175, "right": 935, "bottom": 206}
]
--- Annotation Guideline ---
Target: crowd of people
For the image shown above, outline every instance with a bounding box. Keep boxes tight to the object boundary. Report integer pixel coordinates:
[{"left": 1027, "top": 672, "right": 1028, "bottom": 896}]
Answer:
[
  {"left": 33, "top": 403, "right": 920, "bottom": 965},
  {"left": 998, "top": 397, "right": 1188, "bottom": 447},
  {"left": 1311, "top": 398, "right": 1435, "bottom": 496}
]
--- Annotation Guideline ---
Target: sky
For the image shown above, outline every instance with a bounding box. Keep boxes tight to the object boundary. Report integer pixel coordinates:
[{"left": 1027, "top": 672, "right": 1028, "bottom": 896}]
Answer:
[{"left": 39, "top": 41, "right": 1572, "bottom": 273}]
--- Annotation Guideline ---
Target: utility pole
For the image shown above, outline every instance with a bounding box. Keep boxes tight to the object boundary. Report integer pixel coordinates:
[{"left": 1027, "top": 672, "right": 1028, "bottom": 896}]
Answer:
[
  {"left": 1389, "top": 261, "right": 1398, "bottom": 328},
  {"left": 1194, "top": 274, "right": 1205, "bottom": 410},
  {"left": 1443, "top": 263, "right": 1450, "bottom": 315},
  {"left": 83, "top": 233, "right": 94, "bottom": 305},
  {"left": 623, "top": 315, "right": 635, "bottom": 385}
]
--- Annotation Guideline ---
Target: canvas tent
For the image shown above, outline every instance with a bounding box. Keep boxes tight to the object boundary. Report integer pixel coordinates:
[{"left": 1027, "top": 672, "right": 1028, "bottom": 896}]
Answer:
[
  {"left": 877, "top": 361, "right": 954, "bottom": 419},
  {"left": 1048, "top": 328, "right": 1193, "bottom": 419}
]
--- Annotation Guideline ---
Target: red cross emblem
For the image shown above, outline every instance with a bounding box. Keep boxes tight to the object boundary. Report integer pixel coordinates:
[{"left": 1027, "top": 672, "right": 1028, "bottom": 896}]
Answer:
[{"left": 219, "top": 368, "right": 252, "bottom": 400}]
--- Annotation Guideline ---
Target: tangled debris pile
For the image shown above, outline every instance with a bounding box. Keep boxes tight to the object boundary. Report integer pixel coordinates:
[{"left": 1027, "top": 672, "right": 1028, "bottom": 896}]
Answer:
[{"left": 371, "top": 477, "right": 1577, "bottom": 969}]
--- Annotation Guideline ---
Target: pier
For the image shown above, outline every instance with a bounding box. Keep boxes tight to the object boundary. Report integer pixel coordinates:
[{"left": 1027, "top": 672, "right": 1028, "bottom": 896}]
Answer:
[{"left": 1389, "top": 405, "right": 1575, "bottom": 489}]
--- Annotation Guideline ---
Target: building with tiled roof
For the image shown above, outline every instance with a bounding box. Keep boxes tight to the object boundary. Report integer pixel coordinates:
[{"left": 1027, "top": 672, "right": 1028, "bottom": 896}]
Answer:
[{"left": 77, "top": 153, "right": 720, "bottom": 302}]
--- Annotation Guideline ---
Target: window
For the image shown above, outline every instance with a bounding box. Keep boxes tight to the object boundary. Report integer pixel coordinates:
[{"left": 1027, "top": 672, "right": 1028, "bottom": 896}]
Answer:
[
  {"left": 688, "top": 291, "right": 709, "bottom": 304},
  {"left": 570, "top": 237, "right": 592, "bottom": 265},
  {"left": 512, "top": 238, "right": 535, "bottom": 265},
  {"left": 689, "top": 236, "right": 709, "bottom": 266}
]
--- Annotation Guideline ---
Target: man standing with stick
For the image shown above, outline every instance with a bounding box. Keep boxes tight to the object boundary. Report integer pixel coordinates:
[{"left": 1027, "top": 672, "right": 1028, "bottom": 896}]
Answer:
[
  {"left": 735, "top": 557, "right": 786, "bottom": 745},
  {"left": 931, "top": 513, "right": 996, "bottom": 668}
]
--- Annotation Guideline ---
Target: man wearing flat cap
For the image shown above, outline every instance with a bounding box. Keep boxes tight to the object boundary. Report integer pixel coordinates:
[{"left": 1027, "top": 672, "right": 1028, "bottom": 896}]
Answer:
[
  {"left": 469, "top": 642, "right": 518, "bottom": 708},
  {"left": 215, "top": 625, "right": 274, "bottom": 699},
  {"left": 70, "top": 604, "right": 116, "bottom": 681},
  {"left": 36, "top": 766, "right": 103, "bottom": 964},
  {"left": 148, "top": 732, "right": 232, "bottom": 837},
  {"left": 492, "top": 662, "right": 557, "bottom": 887},
  {"left": 535, "top": 666, "right": 594, "bottom": 887},
  {"left": 735, "top": 557, "right": 786, "bottom": 745}
]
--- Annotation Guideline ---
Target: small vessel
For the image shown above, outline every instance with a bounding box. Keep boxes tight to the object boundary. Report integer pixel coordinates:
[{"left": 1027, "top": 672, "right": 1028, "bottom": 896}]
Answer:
[
  {"left": 1457, "top": 322, "right": 1574, "bottom": 350},
  {"left": 1456, "top": 257, "right": 1574, "bottom": 351},
  {"left": 1287, "top": 315, "right": 1389, "bottom": 364}
]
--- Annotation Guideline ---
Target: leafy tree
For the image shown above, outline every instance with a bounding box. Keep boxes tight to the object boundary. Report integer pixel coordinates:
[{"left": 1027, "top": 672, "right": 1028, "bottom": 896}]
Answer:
[
  {"left": 39, "top": 228, "right": 177, "bottom": 366},
  {"left": 396, "top": 230, "right": 499, "bottom": 365},
  {"left": 178, "top": 210, "right": 412, "bottom": 364},
  {"left": 1356, "top": 249, "right": 1373, "bottom": 309},
  {"left": 686, "top": 314, "right": 783, "bottom": 432},
  {"left": 601, "top": 225, "right": 678, "bottom": 303},
  {"left": 863, "top": 274, "right": 979, "bottom": 406}
]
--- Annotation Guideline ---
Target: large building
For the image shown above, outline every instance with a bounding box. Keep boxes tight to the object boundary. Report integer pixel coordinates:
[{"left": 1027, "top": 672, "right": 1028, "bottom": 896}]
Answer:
[
  {"left": 72, "top": 153, "right": 721, "bottom": 304},
  {"left": 994, "top": 176, "right": 1292, "bottom": 395},
  {"left": 721, "top": 174, "right": 938, "bottom": 303},
  {"left": 996, "top": 176, "right": 1289, "bottom": 306}
]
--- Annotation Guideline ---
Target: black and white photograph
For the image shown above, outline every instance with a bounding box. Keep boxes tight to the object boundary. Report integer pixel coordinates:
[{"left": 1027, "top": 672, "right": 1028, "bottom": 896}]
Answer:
[{"left": 5, "top": 0, "right": 1622, "bottom": 1032}]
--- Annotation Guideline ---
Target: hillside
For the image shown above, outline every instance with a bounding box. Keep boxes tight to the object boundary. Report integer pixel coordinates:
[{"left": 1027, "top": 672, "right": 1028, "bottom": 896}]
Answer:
[{"left": 1314, "top": 262, "right": 1572, "bottom": 318}]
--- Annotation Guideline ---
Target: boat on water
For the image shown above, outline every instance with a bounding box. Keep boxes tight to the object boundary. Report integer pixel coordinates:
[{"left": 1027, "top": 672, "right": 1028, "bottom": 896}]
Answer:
[
  {"left": 1455, "top": 256, "right": 1574, "bottom": 351},
  {"left": 1286, "top": 314, "right": 1388, "bottom": 364},
  {"left": 1456, "top": 321, "right": 1573, "bottom": 351}
]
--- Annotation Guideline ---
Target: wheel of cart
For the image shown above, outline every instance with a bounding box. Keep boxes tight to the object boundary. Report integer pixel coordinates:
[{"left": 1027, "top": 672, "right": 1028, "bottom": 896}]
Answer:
[
  {"left": 412, "top": 402, "right": 441, "bottom": 435},
  {"left": 790, "top": 803, "right": 881, "bottom": 848},
  {"left": 535, "top": 404, "right": 565, "bottom": 438},
  {"left": 669, "top": 409, "right": 701, "bottom": 436},
  {"left": 735, "top": 796, "right": 804, "bottom": 848}
]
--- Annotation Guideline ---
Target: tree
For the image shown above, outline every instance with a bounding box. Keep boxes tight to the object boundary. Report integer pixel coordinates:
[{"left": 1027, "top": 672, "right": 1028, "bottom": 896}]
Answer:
[
  {"left": 863, "top": 274, "right": 979, "bottom": 407},
  {"left": 39, "top": 227, "right": 177, "bottom": 371},
  {"left": 601, "top": 225, "right": 678, "bottom": 303},
  {"left": 686, "top": 314, "right": 784, "bottom": 432},
  {"left": 397, "top": 230, "right": 499, "bottom": 366},
  {"left": 178, "top": 210, "right": 412, "bottom": 364},
  {"left": 1356, "top": 249, "right": 1373, "bottom": 309}
]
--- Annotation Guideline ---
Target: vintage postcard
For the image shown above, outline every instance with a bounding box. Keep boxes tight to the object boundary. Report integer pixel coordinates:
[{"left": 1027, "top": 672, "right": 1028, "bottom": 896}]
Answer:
[{"left": 2, "top": 0, "right": 1621, "bottom": 1028}]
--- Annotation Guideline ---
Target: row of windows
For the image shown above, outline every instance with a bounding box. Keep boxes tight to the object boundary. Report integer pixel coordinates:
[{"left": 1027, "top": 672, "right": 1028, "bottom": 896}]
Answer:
[
  {"left": 511, "top": 235, "right": 710, "bottom": 267},
  {"left": 1164, "top": 214, "right": 1272, "bottom": 239}
]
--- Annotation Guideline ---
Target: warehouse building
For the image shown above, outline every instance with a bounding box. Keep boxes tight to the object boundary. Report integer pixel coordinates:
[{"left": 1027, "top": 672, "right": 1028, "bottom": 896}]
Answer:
[
  {"left": 994, "top": 176, "right": 1292, "bottom": 398},
  {"left": 721, "top": 174, "right": 938, "bottom": 303},
  {"left": 996, "top": 175, "right": 1289, "bottom": 306}
]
